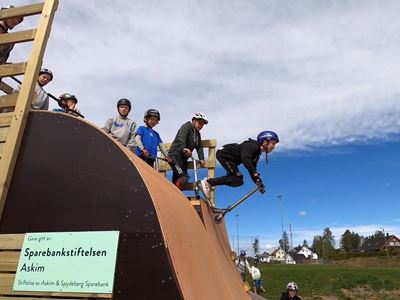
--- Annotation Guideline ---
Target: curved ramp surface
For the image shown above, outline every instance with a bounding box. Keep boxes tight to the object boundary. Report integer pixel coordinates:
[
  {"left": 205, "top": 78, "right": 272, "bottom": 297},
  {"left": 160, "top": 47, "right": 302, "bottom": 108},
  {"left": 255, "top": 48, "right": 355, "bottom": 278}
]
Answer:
[{"left": 0, "top": 111, "right": 250, "bottom": 300}]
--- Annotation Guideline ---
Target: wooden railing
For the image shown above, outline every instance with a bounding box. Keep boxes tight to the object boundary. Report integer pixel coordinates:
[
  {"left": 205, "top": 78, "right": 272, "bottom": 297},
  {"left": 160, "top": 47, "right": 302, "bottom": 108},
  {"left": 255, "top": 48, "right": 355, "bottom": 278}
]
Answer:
[{"left": 157, "top": 139, "right": 217, "bottom": 205}]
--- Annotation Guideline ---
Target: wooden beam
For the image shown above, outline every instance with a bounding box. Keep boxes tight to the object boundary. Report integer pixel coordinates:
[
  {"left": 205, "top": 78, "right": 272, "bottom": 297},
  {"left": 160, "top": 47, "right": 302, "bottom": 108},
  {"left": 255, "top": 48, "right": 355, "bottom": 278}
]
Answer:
[
  {"left": 0, "top": 112, "right": 12, "bottom": 127},
  {"left": 0, "top": 3, "right": 44, "bottom": 20},
  {"left": 0, "top": 62, "right": 27, "bottom": 77},
  {"left": 0, "top": 29, "right": 36, "bottom": 46},
  {"left": 0, "top": 0, "right": 59, "bottom": 221},
  {"left": 0, "top": 94, "right": 18, "bottom": 108},
  {"left": 0, "top": 81, "right": 14, "bottom": 95},
  {"left": 0, "top": 233, "right": 24, "bottom": 250},
  {"left": 0, "top": 251, "right": 19, "bottom": 272},
  {"left": 0, "top": 127, "right": 9, "bottom": 143}
]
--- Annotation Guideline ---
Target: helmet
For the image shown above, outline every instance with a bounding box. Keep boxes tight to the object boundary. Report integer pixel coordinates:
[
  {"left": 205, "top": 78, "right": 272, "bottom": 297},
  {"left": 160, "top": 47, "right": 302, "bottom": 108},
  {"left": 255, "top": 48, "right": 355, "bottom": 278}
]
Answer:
[
  {"left": 286, "top": 282, "right": 298, "bottom": 291},
  {"left": 117, "top": 98, "right": 131, "bottom": 111},
  {"left": 144, "top": 109, "right": 160, "bottom": 122},
  {"left": 39, "top": 68, "right": 53, "bottom": 81},
  {"left": 240, "top": 250, "right": 246, "bottom": 257},
  {"left": 192, "top": 112, "right": 208, "bottom": 124},
  {"left": 59, "top": 93, "right": 77, "bottom": 103},
  {"left": 257, "top": 130, "right": 279, "bottom": 145}
]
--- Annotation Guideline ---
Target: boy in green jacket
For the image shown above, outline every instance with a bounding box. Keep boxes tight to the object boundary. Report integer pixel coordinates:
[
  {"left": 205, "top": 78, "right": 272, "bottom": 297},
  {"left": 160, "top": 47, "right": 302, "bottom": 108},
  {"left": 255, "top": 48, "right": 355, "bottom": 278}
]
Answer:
[{"left": 168, "top": 113, "right": 208, "bottom": 190}]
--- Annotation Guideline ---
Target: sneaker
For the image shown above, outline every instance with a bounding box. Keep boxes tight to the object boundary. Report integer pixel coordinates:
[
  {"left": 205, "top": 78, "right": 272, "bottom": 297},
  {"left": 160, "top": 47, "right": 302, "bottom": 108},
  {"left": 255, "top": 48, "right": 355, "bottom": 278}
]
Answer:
[{"left": 200, "top": 178, "right": 211, "bottom": 199}]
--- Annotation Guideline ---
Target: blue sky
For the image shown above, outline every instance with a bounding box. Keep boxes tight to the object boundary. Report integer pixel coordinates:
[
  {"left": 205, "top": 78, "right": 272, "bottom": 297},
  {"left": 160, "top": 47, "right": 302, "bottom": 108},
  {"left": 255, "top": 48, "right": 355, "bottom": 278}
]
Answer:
[{"left": 7, "top": 1, "right": 400, "bottom": 252}]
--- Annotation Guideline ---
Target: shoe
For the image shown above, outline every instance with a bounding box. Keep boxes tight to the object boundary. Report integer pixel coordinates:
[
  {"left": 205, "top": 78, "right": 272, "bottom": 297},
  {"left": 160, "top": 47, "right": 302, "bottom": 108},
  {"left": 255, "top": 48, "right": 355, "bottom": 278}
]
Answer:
[{"left": 200, "top": 177, "right": 211, "bottom": 199}]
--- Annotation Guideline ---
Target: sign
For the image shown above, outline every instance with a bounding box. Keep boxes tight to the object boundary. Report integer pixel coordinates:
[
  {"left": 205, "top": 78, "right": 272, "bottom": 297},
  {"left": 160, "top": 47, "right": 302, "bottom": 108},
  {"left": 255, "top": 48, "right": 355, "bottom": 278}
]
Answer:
[{"left": 13, "top": 231, "right": 119, "bottom": 293}]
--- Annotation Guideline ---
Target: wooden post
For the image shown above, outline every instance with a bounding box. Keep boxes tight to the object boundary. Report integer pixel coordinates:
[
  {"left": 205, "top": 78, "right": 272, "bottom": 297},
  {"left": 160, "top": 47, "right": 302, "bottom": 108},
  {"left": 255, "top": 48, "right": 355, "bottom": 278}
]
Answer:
[{"left": 0, "top": 0, "right": 59, "bottom": 220}]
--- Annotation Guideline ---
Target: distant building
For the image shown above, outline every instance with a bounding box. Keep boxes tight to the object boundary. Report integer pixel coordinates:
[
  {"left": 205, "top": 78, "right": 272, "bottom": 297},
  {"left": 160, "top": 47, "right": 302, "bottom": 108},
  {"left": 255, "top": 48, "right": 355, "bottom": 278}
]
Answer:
[
  {"left": 290, "top": 245, "right": 319, "bottom": 264},
  {"left": 269, "top": 248, "right": 296, "bottom": 264},
  {"left": 259, "top": 252, "right": 270, "bottom": 263},
  {"left": 359, "top": 234, "right": 400, "bottom": 252}
]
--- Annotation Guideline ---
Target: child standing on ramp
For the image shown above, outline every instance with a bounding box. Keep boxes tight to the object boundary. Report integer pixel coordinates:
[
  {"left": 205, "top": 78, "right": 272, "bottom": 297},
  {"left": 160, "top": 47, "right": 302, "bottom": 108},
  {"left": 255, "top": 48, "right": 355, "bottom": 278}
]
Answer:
[
  {"left": 168, "top": 113, "right": 208, "bottom": 190},
  {"left": 134, "top": 109, "right": 171, "bottom": 167},
  {"left": 102, "top": 98, "right": 137, "bottom": 152},
  {"left": 200, "top": 130, "right": 279, "bottom": 199}
]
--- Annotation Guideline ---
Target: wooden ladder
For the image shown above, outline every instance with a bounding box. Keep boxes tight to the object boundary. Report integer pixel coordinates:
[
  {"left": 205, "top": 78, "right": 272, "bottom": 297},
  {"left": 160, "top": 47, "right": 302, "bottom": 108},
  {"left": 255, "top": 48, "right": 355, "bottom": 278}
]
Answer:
[{"left": 0, "top": 0, "right": 59, "bottom": 220}]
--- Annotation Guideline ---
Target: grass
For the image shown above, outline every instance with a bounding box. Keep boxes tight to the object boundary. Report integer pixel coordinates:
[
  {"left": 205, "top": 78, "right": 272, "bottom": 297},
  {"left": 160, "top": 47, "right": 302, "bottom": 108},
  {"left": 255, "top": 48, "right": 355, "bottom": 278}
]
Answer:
[{"left": 248, "top": 263, "right": 400, "bottom": 299}]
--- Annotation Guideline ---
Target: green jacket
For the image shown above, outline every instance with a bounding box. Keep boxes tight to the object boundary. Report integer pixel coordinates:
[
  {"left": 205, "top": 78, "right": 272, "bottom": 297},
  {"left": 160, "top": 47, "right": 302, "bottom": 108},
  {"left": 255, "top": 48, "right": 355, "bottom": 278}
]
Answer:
[{"left": 169, "top": 121, "right": 204, "bottom": 160}]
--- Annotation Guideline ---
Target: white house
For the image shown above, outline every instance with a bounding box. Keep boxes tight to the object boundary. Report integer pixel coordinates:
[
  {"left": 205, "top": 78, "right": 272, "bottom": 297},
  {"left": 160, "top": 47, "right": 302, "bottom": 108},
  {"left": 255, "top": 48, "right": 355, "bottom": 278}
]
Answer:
[{"left": 292, "top": 245, "right": 318, "bottom": 260}]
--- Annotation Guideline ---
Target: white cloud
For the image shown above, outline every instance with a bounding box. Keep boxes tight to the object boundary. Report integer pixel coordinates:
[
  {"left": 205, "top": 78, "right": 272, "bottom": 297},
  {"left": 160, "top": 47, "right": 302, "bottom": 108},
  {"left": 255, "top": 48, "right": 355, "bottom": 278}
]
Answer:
[
  {"left": 7, "top": 1, "right": 400, "bottom": 150},
  {"left": 298, "top": 211, "right": 307, "bottom": 217}
]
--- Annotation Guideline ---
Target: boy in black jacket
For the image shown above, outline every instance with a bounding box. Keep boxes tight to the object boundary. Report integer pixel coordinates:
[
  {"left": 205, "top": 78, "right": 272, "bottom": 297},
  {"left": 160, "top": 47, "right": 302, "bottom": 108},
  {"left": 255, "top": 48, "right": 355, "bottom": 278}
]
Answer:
[
  {"left": 200, "top": 130, "right": 279, "bottom": 199},
  {"left": 168, "top": 113, "right": 208, "bottom": 190},
  {"left": 280, "top": 282, "right": 301, "bottom": 300}
]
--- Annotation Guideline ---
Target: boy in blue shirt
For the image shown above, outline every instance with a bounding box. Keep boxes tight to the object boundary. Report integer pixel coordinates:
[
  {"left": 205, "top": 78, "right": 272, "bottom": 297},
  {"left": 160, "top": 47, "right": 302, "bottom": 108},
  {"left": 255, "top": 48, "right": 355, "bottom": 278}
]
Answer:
[{"left": 134, "top": 109, "right": 170, "bottom": 167}]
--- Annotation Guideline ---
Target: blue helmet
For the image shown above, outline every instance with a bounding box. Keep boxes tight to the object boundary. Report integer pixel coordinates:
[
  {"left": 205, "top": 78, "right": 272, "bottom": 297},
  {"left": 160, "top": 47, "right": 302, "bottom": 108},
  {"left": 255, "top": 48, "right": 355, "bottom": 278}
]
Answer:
[
  {"left": 257, "top": 131, "right": 279, "bottom": 145},
  {"left": 240, "top": 250, "right": 246, "bottom": 257}
]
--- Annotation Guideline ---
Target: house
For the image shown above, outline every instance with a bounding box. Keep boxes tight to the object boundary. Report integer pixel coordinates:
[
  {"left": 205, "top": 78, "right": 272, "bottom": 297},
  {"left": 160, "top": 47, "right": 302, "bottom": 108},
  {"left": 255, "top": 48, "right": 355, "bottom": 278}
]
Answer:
[
  {"left": 259, "top": 252, "right": 270, "bottom": 263},
  {"left": 359, "top": 234, "right": 400, "bottom": 252},
  {"left": 270, "top": 248, "right": 286, "bottom": 261},
  {"left": 291, "top": 245, "right": 318, "bottom": 260}
]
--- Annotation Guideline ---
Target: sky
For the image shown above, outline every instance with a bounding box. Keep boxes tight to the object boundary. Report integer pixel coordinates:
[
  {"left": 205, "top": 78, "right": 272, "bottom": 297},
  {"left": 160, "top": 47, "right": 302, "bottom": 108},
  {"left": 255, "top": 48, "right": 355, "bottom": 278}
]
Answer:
[{"left": 6, "top": 1, "right": 400, "bottom": 253}]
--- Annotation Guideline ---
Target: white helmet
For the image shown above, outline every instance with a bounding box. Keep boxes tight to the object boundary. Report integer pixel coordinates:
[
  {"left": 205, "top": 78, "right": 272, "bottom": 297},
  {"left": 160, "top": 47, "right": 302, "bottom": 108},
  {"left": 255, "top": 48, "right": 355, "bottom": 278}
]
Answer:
[
  {"left": 192, "top": 112, "right": 208, "bottom": 124},
  {"left": 287, "top": 282, "right": 298, "bottom": 291}
]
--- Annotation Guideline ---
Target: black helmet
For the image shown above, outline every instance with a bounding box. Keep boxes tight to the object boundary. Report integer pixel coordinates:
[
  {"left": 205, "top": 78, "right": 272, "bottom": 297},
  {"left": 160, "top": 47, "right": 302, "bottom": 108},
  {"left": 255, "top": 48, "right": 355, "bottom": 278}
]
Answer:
[
  {"left": 39, "top": 68, "right": 53, "bottom": 81},
  {"left": 144, "top": 109, "right": 160, "bottom": 122},
  {"left": 59, "top": 93, "right": 77, "bottom": 103},
  {"left": 117, "top": 98, "right": 131, "bottom": 111}
]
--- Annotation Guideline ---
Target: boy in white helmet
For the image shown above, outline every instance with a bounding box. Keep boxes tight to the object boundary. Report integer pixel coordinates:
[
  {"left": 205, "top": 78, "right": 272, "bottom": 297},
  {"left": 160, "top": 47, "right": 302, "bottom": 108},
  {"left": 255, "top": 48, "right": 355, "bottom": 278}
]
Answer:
[
  {"left": 281, "top": 282, "right": 301, "bottom": 300},
  {"left": 168, "top": 113, "right": 208, "bottom": 190},
  {"left": 11, "top": 68, "right": 53, "bottom": 111}
]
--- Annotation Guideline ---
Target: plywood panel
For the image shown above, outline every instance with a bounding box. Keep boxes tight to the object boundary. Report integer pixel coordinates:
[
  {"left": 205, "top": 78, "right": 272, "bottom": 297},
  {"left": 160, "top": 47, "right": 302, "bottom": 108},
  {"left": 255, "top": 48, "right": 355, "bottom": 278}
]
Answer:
[
  {"left": 0, "top": 234, "right": 24, "bottom": 250},
  {"left": 0, "top": 113, "right": 13, "bottom": 128},
  {"left": 0, "top": 127, "right": 9, "bottom": 143}
]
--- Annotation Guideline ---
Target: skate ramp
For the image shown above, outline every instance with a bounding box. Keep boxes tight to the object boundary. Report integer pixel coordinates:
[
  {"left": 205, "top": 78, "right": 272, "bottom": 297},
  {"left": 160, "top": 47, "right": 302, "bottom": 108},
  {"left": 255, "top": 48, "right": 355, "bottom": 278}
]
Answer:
[{"left": 0, "top": 111, "right": 250, "bottom": 300}]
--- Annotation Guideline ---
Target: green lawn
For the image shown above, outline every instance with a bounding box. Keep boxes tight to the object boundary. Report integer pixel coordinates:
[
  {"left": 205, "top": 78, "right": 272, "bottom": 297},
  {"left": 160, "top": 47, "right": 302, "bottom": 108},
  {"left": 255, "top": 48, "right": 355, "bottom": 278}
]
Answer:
[{"left": 248, "top": 263, "right": 400, "bottom": 300}]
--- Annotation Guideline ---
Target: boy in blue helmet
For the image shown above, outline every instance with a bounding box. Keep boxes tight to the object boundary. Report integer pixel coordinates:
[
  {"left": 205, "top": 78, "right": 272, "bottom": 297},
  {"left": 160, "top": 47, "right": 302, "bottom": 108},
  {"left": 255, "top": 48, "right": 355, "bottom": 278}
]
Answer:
[
  {"left": 102, "top": 98, "right": 137, "bottom": 151},
  {"left": 200, "top": 131, "right": 279, "bottom": 199},
  {"left": 235, "top": 250, "right": 251, "bottom": 282},
  {"left": 134, "top": 109, "right": 171, "bottom": 167}
]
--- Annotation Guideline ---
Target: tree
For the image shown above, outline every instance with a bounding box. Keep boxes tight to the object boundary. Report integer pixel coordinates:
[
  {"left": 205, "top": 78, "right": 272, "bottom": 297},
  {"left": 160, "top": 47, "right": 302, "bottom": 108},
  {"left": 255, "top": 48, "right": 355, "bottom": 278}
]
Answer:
[
  {"left": 312, "top": 227, "right": 336, "bottom": 260},
  {"left": 279, "top": 231, "right": 290, "bottom": 253},
  {"left": 302, "top": 239, "right": 309, "bottom": 248},
  {"left": 340, "top": 229, "right": 363, "bottom": 252},
  {"left": 252, "top": 238, "right": 260, "bottom": 257}
]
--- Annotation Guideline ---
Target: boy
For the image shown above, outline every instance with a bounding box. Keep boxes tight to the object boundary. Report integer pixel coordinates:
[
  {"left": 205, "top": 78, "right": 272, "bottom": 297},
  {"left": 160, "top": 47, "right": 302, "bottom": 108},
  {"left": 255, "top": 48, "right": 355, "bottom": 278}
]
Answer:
[
  {"left": 200, "top": 130, "right": 279, "bottom": 199},
  {"left": 134, "top": 109, "right": 171, "bottom": 167},
  {"left": 280, "top": 282, "right": 301, "bottom": 300},
  {"left": 53, "top": 93, "right": 82, "bottom": 117},
  {"left": 168, "top": 112, "right": 208, "bottom": 190},
  {"left": 235, "top": 250, "right": 251, "bottom": 282},
  {"left": 102, "top": 98, "right": 136, "bottom": 151},
  {"left": 0, "top": 5, "right": 24, "bottom": 64},
  {"left": 250, "top": 260, "right": 266, "bottom": 294},
  {"left": 12, "top": 68, "right": 53, "bottom": 110}
]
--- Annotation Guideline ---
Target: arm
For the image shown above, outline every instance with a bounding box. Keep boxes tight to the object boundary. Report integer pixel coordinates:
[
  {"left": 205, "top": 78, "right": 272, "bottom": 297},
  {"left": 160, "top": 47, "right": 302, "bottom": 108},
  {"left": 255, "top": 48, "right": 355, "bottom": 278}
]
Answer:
[
  {"left": 134, "top": 127, "right": 145, "bottom": 151},
  {"left": 196, "top": 132, "right": 205, "bottom": 161},
  {"left": 158, "top": 143, "right": 169, "bottom": 158},
  {"left": 102, "top": 118, "right": 114, "bottom": 133},
  {"left": 240, "top": 143, "right": 259, "bottom": 182},
  {"left": 246, "top": 260, "right": 251, "bottom": 273},
  {"left": 171, "top": 122, "right": 191, "bottom": 153},
  {"left": 126, "top": 121, "right": 137, "bottom": 151}
]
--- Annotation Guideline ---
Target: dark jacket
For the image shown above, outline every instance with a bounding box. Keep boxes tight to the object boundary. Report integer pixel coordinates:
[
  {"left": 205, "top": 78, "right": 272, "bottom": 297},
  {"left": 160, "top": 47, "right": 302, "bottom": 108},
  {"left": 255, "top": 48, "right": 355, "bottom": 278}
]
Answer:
[
  {"left": 169, "top": 121, "right": 204, "bottom": 160},
  {"left": 280, "top": 292, "right": 301, "bottom": 300},
  {"left": 219, "top": 139, "right": 261, "bottom": 180}
]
